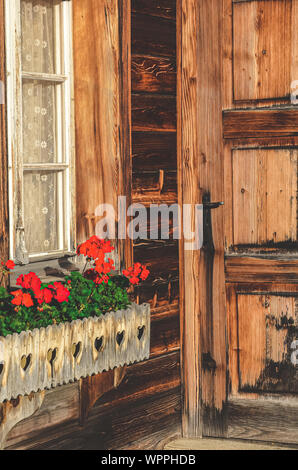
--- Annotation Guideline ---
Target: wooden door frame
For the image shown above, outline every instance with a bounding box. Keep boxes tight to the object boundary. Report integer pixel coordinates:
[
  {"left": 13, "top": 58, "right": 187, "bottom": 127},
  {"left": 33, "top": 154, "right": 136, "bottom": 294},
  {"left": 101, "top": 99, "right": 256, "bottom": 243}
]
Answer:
[{"left": 177, "top": 0, "right": 227, "bottom": 438}]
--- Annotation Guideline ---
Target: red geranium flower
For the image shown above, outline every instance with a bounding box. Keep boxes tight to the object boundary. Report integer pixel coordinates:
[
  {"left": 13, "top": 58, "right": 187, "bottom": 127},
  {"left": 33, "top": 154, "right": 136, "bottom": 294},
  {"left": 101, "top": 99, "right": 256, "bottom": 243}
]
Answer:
[
  {"left": 11, "top": 290, "right": 34, "bottom": 307},
  {"left": 123, "top": 263, "right": 150, "bottom": 285},
  {"left": 77, "top": 236, "right": 114, "bottom": 261},
  {"left": 96, "top": 274, "right": 110, "bottom": 285},
  {"left": 52, "top": 282, "right": 70, "bottom": 303},
  {"left": 34, "top": 288, "right": 53, "bottom": 305},
  {"left": 17, "top": 272, "right": 42, "bottom": 292},
  {"left": 5, "top": 260, "right": 15, "bottom": 270}
]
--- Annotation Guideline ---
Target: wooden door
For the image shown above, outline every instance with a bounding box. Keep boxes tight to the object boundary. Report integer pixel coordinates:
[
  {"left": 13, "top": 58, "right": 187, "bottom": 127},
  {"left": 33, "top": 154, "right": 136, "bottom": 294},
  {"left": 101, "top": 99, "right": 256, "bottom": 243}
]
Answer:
[
  {"left": 179, "top": 0, "right": 298, "bottom": 444},
  {"left": 224, "top": 0, "right": 298, "bottom": 444}
]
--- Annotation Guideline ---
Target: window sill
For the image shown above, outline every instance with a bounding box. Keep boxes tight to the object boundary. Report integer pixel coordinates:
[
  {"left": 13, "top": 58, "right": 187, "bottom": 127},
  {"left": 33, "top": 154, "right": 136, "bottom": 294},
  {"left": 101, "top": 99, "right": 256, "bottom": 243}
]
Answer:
[{"left": 10, "top": 255, "right": 82, "bottom": 287}]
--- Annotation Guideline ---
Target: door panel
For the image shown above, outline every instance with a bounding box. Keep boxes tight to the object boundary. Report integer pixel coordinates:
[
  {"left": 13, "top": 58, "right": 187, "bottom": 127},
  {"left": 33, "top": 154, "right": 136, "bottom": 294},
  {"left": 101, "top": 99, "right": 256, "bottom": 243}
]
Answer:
[
  {"left": 233, "top": 0, "right": 292, "bottom": 102},
  {"left": 231, "top": 147, "right": 297, "bottom": 247},
  {"left": 223, "top": 0, "right": 298, "bottom": 444}
]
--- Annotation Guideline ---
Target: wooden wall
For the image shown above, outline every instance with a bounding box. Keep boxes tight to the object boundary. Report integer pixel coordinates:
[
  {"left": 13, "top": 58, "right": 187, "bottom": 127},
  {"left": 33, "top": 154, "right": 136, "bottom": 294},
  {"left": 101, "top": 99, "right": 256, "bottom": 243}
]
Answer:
[
  {"left": 0, "top": 0, "right": 9, "bottom": 264},
  {"left": 131, "top": 0, "right": 180, "bottom": 351},
  {"left": 3, "top": 0, "right": 181, "bottom": 450}
]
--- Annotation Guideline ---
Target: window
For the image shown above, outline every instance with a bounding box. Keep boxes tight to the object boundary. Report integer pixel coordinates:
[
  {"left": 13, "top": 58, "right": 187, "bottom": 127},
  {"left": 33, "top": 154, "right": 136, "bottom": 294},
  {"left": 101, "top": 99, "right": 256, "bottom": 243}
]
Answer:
[{"left": 5, "top": 0, "right": 75, "bottom": 264}]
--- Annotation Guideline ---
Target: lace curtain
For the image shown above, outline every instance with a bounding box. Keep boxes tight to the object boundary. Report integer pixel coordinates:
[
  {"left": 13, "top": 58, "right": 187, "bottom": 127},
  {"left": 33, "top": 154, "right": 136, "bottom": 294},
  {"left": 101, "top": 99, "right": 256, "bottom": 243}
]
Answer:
[{"left": 21, "top": 0, "right": 59, "bottom": 254}]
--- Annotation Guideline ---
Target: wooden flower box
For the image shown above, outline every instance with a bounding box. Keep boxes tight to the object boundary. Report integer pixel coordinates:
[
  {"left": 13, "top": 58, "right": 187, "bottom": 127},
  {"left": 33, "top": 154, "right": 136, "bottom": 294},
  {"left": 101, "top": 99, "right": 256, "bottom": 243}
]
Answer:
[{"left": 0, "top": 303, "right": 150, "bottom": 402}]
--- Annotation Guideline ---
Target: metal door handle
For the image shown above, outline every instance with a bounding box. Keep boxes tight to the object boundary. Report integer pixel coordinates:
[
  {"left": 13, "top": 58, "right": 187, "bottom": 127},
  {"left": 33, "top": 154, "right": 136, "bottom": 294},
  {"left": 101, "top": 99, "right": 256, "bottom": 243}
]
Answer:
[{"left": 202, "top": 201, "right": 224, "bottom": 209}]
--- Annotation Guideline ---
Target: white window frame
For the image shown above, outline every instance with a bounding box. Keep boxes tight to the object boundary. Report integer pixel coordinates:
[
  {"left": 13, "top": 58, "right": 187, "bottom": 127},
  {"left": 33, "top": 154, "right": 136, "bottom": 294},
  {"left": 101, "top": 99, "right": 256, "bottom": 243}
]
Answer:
[{"left": 5, "top": 0, "right": 75, "bottom": 264}]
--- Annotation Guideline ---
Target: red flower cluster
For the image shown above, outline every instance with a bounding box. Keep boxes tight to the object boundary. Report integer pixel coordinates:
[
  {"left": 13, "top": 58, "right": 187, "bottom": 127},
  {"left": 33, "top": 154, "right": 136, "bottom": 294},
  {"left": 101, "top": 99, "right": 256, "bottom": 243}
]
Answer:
[
  {"left": 79, "top": 236, "right": 116, "bottom": 285},
  {"left": 3, "top": 237, "right": 150, "bottom": 309},
  {"left": 11, "top": 290, "right": 34, "bottom": 308},
  {"left": 123, "top": 263, "right": 150, "bottom": 285},
  {"left": 77, "top": 236, "right": 114, "bottom": 262},
  {"left": 5, "top": 260, "right": 15, "bottom": 270},
  {"left": 11, "top": 272, "right": 70, "bottom": 308}
]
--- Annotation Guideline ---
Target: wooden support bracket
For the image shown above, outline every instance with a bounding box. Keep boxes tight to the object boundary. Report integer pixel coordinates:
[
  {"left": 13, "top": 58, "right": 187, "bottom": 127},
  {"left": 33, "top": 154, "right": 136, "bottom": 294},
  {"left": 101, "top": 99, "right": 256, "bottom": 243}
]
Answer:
[
  {"left": 0, "top": 391, "right": 45, "bottom": 450},
  {"left": 79, "top": 366, "right": 127, "bottom": 426}
]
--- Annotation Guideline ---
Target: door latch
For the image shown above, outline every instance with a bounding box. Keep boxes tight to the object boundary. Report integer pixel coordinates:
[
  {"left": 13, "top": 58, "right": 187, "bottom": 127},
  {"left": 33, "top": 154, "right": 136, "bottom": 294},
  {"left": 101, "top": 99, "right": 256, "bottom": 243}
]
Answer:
[{"left": 202, "top": 201, "right": 224, "bottom": 209}]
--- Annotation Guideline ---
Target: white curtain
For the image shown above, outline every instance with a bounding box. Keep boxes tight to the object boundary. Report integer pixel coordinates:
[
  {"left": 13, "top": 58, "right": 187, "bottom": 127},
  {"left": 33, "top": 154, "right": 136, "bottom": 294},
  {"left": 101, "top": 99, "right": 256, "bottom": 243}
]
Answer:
[{"left": 21, "top": 1, "right": 59, "bottom": 254}]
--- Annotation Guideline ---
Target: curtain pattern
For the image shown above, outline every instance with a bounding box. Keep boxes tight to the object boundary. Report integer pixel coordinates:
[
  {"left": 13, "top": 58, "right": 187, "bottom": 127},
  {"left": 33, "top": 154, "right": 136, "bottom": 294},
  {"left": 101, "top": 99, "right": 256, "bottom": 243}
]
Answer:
[{"left": 21, "top": 1, "right": 60, "bottom": 254}]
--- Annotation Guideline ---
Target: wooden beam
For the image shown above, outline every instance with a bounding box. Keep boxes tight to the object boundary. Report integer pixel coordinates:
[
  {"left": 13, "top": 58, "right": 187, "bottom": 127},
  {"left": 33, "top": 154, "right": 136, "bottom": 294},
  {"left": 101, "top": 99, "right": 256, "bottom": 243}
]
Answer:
[
  {"left": 225, "top": 256, "right": 298, "bottom": 284},
  {"left": 223, "top": 109, "right": 298, "bottom": 139},
  {"left": 0, "top": 0, "right": 9, "bottom": 264}
]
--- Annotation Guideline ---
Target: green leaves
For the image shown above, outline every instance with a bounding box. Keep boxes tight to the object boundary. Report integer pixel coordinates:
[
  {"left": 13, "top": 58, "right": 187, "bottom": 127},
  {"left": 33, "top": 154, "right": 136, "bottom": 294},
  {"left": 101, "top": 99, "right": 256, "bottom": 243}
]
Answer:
[{"left": 0, "top": 272, "right": 131, "bottom": 337}]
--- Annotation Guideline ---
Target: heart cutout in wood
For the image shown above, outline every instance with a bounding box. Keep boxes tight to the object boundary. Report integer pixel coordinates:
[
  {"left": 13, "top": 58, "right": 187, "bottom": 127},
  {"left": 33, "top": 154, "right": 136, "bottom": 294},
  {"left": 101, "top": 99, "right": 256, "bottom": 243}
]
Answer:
[
  {"left": 137, "top": 325, "right": 145, "bottom": 341},
  {"left": 72, "top": 342, "right": 82, "bottom": 359},
  {"left": 47, "top": 348, "right": 58, "bottom": 366},
  {"left": 21, "top": 354, "right": 32, "bottom": 372},
  {"left": 116, "top": 331, "right": 125, "bottom": 347},
  {"left": 94, "top": 336, "right": 104, "bottom": 352}
]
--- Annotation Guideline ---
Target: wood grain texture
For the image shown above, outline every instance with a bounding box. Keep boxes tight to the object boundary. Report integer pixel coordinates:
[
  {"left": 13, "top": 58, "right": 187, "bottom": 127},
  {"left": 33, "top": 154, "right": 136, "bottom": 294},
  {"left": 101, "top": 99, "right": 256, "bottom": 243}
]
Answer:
[
  {"left": 79, "top": 367, "right": 126, "bottom": 425},
  {"left": 132, "top": 169, "right": 177, "bottom": 203},
  {"left": 0, "top": 0, "right": 9, "bottom": 264},
  {"left": 132, "top": 0, "right": 176, "bottom": 20},
  {"left": 132, "top": 55, "right": 176, "bottom": 94},
  {"left": 223, "top": 0, "right": 298, "bottom": 109},
  {"left": 178, "top": 0, "right": 201, "bottom": 438},
  {"left": 0, "top": 304, "right": 150, "bottom": 403},
  {"left": 237, "top": 294, "right": 297, "bottom": 394},
  {"left": 134, "top": 240, "right": 179, "bottom": 280},
  {"left": 132, "top": 12, "right": 176, "bottom": 58},
  {"left": 232, "top": 148, "right": 297, "bottom": 245},
  {"left": 227, "top": 282, "right": 298, "bottom": 400},
  {"left": 178, "top": 0, "right": 227, "bottom": 438},
  {"left": 150, "top": 306, "right": 180, "bottom": 357},
  {"left": 74, "top": 0, "right": 121, "bottom": 243},
  {"left": 5, "top": 384, "right": 79, "bottom": 449},
  {"left": 131, "top": 0, "right": 179, "bottom": 337},
  {"left": 0, "top": 392, "right": 45, "bottom": 450},
  {"left": 233, "top": 0, "right": 292, "bottom": 101},
  {"left": 225, "top": 257, "right": 298, "bottom": 283},
  {"left": 223, "top": 109, "right": 298, "bottom": 139},
  {"left": 5, "top": 352, "right": 181, "bottom": 450},
  {"left": 132, "top": 93, "right": 176, "bottom": 132},
  {"left": 132, "top": 132, "right": 177, "bottom": 171},
  {"left": 227, "top": 398, "right": 298, "bottom": 445},
  {"left": 118, "top": 0, "right": 133, "bottom": 271}
]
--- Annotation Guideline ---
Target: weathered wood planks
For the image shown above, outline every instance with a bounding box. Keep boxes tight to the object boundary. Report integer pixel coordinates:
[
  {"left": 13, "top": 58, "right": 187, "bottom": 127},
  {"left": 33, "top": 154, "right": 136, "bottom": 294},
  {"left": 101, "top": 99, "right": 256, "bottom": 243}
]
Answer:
[
  {"left": 0, "top": 0, "right": 9, "bottom": 264},
  {"left": 74, "top": 0, "right": 121, "bottom": 244},
  {"left": 233, "top": 0, "right": 292, "bottom": 101},
  {"left": 5, "top": 351, "right": 181, "bottom": 450},
  {"left": 132, "top": 0, "right": 176, "bottom": 21},
  {"left": 132, "top": 12, "right": 176, "bottom": 58},
  {"left": 132, "top": 94, "right": 176, "bottom": 132},
  {"left": 132, "top": 56, "right": 176, "bottom": 94},
  {"left": 227, "top": 398, "right": 298, "bottom": 445},
  {"left": 0, "top": 304, "right": 150, "bottom": 403},
  {"left": 132, "top": 132, "right": 177, "bottom": 171},
  {"left": 223, "top": 109, "right": 298, "bottom": 139},
  {"left": 178, "top": 0, "right": 227, "bottom": 438},
  {"left": 131, "top": 1, "right": 179, "bottom": 319},
  {"left": 225, "top": 257, "right": 298, "bottom": 283}
]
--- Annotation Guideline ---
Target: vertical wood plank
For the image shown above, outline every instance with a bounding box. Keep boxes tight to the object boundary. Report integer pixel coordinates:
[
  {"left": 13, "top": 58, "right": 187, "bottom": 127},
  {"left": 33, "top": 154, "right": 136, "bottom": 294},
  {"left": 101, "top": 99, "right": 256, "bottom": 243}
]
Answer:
[
  {"left": 178, "top": 0, "right": 202, "bottom": 438},
  {"left": 0, "top": 0, "right": 9, "bottom": 264},
  {"left": 197, "top": 0, "right": 226, "bottom": 437},
  {"left": 118, "top": 0, "right": 133, "bottom": 269},
  {"left": 178, "top": 0, "right": 227, "bottom": 438},
  {"left": 73, "top": 0, "right": 121, "bottom": 244}
]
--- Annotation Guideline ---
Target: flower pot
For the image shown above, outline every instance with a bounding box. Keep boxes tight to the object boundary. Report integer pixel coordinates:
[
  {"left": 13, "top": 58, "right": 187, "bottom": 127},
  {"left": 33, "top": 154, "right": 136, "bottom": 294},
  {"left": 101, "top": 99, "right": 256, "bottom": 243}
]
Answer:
[{"left": 0, "top": 303, "right": 150, "bottom": 402}]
